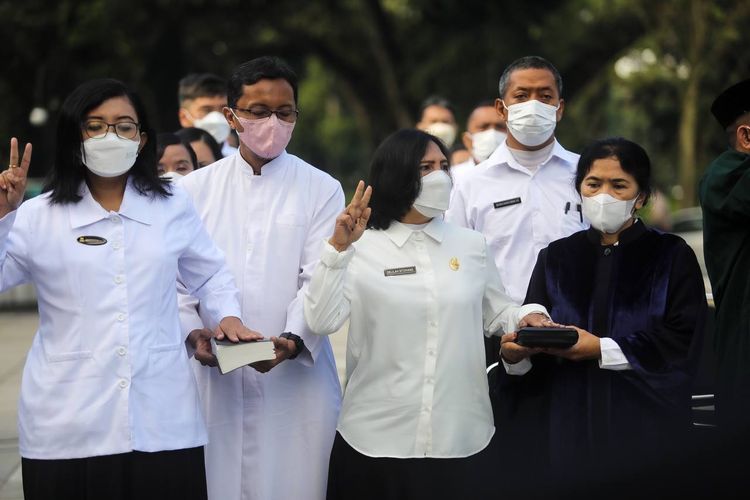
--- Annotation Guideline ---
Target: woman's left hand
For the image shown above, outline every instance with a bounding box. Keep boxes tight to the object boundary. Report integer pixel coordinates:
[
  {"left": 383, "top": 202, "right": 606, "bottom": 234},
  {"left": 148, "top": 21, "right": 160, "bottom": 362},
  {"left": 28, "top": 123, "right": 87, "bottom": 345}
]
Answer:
[{"left": 544, "top": 325, "right": 601, "bottom": 362}]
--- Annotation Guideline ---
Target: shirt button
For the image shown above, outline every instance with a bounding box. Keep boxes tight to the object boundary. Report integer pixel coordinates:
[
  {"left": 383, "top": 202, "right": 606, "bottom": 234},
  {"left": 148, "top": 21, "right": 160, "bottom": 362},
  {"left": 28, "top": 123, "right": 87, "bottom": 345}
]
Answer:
[
  {"left": 114, "top": 275, "right": 123, "bottom": 284},
  {"left": 113, "top": 242, "right": 122, "bottom": 250},
  {"left": 117, "top": 313, "right": 126, "bottom": 322},
  {"left": 119, "top": 379, "right": 128, "bottom": 389},
  {"left": 429, "top": 321, "right": 437, "bottom": 327},
  {"left": 117, "top": 347, "right": 127, "bottom": 356},
  {"left": 110, "top": 214, "right": 121, "bottom": 223},
  {"left": 428, "top": 349, "right": 435, "bottom": 357}
]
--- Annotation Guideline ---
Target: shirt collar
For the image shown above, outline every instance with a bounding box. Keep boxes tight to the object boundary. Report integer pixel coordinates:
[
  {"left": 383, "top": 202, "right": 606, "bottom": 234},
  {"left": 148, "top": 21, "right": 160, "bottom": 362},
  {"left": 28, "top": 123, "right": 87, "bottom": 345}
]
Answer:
[
  {"left": 383, "top": 217, "right": 446, "bottom": 248},
  {"left": 69, "top": 178, "right": 154, "bottom": 229},
  {"left": 485, "top": 139, "right": 577, "bottom": 171},
  {"left": 236, "top": 149, "right": 288, "bottom": 178},
  {"left": 586, "top": 218, "right": 646, "bottom": 246}
]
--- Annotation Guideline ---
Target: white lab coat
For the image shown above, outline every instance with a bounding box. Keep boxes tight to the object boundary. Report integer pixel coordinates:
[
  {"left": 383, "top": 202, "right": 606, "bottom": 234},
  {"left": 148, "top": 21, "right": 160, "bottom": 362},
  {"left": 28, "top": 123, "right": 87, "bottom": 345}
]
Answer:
[
  {"left": 0, "top": 181, "right": 241, "bottom": 459},
  {"left": 178, "top": 151, "right": 343, "bottom": 500}
]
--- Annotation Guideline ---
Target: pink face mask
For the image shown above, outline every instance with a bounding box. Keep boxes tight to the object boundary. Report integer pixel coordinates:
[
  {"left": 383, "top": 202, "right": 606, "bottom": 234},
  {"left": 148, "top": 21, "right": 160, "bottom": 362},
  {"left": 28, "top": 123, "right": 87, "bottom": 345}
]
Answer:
[{"left": 230, "top": 110, "right": 295, "bottom": 159}]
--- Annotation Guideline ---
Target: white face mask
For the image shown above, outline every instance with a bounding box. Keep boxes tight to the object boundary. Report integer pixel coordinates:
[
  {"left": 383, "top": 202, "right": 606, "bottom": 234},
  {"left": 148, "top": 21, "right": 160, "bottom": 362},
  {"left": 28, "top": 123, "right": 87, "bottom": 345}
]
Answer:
[
  {"left": 81, "top": 134, "right": 140, "bottom": 178},
  {"left": 581, "top": 193, "right": 639, "bottom": 234},
  {"left": 503, "top": 100, "right": 559, "bottom": 147},
  {"left": 470, "top": 129, "right": 506, "bottom": 162},
  {"left": 160, "top": 171, "right": 184, "bottom": 182},
  {"left": 413, "top": 169, "right": 452, "bottom": 218},
  {"left": 191, "top": 111, "right": 231, "bottom": 144},
  {"left": 424, "top": 122, "right": 457, "bottom": 148}
]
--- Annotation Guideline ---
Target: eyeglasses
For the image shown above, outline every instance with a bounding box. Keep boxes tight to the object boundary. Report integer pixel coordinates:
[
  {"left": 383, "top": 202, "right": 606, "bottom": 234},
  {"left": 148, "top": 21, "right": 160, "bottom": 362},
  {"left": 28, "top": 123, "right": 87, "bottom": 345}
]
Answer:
[
  {"left": 231, "top": 106, "right": 300, "bottom": 123},
  {"left": 82, "top": 120, "right": 141, "bottom": 140}
]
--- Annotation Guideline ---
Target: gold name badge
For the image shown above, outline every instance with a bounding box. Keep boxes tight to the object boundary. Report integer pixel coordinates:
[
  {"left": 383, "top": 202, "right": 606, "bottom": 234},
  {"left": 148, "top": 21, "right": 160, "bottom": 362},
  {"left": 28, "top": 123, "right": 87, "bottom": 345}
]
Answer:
[
  {"left": 77, "top": 236, "right": 107, "bottom": 246},
  {"left": 449, "top": 257, "right": 460, "bottom": 271}
]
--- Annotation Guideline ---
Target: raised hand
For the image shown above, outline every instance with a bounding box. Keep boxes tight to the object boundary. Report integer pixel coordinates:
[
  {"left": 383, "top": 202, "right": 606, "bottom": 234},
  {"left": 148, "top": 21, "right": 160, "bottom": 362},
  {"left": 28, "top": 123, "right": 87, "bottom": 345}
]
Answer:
[
  {"left": 0, "top": 138, "right": 32, "bottom": 218},
  {"left": 329, "top": 180, "right": 372, "bottom": 252}
]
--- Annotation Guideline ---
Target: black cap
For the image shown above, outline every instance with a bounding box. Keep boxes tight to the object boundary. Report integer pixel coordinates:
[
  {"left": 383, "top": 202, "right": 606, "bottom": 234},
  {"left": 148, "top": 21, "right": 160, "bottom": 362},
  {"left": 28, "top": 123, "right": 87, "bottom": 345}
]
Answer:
[{"left": 711, "top": 79, "right": 750, "bottom": 129}]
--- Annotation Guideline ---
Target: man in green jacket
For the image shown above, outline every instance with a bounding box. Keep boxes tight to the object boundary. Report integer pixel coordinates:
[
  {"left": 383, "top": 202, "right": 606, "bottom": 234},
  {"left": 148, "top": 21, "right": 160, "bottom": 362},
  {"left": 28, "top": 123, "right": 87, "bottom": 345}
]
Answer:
[{"left": 699, "top": 78, "right": 750, "bottom": 431}]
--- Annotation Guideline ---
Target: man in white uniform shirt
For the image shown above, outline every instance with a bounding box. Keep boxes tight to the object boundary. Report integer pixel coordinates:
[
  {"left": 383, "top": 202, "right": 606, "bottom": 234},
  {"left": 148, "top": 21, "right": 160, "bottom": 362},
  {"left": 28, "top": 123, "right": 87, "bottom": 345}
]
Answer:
[
  {"left": 446, "top": 56, "right": 587, "bottom": 365},
  {"left": 451, "top": 100, "right": 508, "bottom": 174},
  {"left": 178, "top": 57, "right": 344, "bottom": 500}
]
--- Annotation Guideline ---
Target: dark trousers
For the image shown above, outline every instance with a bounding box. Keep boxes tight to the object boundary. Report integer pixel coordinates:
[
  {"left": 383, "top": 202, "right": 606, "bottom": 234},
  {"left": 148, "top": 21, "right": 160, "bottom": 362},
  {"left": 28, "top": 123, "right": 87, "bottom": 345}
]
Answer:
[
  {"left": 22, "top": 446, "right": 207, "bottom": 500},
  {"left": 326, "top": 432, "right": 498, "bottom": 500}
]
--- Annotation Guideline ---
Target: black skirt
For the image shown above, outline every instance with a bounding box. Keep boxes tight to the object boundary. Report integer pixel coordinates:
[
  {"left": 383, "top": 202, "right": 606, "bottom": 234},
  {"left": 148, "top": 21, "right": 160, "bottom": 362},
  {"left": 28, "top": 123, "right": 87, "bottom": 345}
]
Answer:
[
  {"left": 22, "top": 446, "right": 207, "bottom": 500},
  {"left": 326, "top": 432, "right": 499, "bottom": 500}
]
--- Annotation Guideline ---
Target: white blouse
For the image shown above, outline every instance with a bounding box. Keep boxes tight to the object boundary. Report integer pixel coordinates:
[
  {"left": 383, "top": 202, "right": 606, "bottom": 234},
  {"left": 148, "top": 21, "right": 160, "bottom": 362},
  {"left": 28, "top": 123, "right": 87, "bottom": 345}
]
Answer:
[
  {"left": 0, "top": 180, "right": 241, "bottom": 459},
  {"left": 304, "top": 218, "right": 546, "bottom": 458}
]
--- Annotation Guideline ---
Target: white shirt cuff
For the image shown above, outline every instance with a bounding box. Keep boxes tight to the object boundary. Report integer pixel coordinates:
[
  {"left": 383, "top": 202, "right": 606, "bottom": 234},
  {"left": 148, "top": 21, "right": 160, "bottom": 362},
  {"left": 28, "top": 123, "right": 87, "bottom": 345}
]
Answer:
[
  {"left": 516, "top": 303, "right": 550, "bottom": 327},
  {"left": 598, "top": 337, "right": 632, "bottom": 371},
  {"left": 320, "top": 239, "right": 355, "bottom": 268},
  {"left": 502, "top": 357, "right": 532, "bottom": 376}
]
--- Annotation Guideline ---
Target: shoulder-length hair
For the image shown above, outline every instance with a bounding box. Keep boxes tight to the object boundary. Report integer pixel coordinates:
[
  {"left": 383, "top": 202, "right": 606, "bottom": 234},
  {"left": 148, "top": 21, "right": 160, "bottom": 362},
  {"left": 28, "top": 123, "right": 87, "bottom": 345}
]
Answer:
[
  {"left": 367, "top": 129, "right": 450, "bottom": 230},
  {"left": 43, "top": 78, "right": 169, "bottom": 204}
]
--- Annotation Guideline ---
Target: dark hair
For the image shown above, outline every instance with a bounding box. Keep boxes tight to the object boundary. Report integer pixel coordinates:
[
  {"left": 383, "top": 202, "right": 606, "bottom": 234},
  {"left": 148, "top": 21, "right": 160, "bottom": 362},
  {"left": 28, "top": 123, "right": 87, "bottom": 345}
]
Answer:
[
  {"left": 367, "top": 129, "right": 451, "bottom": 230},
  {"left": 418, "top": 96, "right": 456, "bottom": 122},
  {"left": 43, "top": 78, "right": 168, "bottom": 204},
  {"left": 575, "top": 137, "right": 652, "bottom": 206},
  {"left": 498, "top": 56, "right": 563, "bottom": 98},
  {"left": 227, "top": 56, "right": 298, "bottom": 108},
  {"left": 178, "top": 73, "right": 227, "bottom": 106},
  {"left": 175, "top": 127, "right": 223, "bottom": 162},
  {"left": 156, "top": 133, "right": 199, "bottom": 171}
]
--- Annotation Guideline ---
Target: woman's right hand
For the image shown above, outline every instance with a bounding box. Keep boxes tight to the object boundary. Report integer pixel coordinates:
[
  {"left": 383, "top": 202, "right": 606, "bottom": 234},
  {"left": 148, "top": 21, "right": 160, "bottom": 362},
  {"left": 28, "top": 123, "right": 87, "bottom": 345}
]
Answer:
[
  {"left": 329, "top": 180, "right": 372, "bottom": 252},
  {"left": 0, "top": 138, "right": 32, "bottom": 218}
]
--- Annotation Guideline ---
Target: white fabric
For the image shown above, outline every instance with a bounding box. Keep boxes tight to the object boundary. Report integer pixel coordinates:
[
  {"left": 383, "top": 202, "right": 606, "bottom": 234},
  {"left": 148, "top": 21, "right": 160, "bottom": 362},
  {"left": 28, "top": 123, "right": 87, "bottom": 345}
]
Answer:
[
  {"left": 598, "top": 337, "right": 632, "bottom": 370},
  {"left": 446, "top": 139, "right": 588, "bottom": 303},
  {"left": 221, "top": 140, "right": 238, "bottom": 157},
  {"left": 501, "top": 357, "right": 532, "bottom": 375},
  {"left": 178, "top": 150, "right": 343, "bottom": 500},
  {"left": 507, "top": 141, "right": 555, "bottom": 172},
  {"left": 304, "top": 219, "right": 547, "bottom": 458},
  {"left": 0, "top": 181, "right": 241, "bottom": 459}
]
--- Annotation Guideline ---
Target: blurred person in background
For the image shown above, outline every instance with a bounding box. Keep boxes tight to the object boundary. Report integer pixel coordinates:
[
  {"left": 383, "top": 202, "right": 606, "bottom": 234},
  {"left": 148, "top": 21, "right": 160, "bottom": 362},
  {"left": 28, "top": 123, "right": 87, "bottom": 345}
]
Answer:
[
  {"left": 177, "top": 73, "right": 236, "bottom": 157},
  {"left": 157, "top": 132, "right": 198, "bottom": 181},
  {"left": 304, "top": 128, "right": 551, "bottom": 500},
  {"left": 176, "top": 127, "right": 223, "bottom": 168},
  {"left": 177, "top": 56, "right": 344, "bottom": 500},
  {"left": 700, "top": 78, "right": 750, "bottom": 432},
  {"left": 0, "top": 78, "right": 263, "bottom": 500},
  {"left": 416, "top": 95, "right": 458, "bottom": 153},
  {"left": 452, "top": 99, "right": 507, "bottom": 173}
]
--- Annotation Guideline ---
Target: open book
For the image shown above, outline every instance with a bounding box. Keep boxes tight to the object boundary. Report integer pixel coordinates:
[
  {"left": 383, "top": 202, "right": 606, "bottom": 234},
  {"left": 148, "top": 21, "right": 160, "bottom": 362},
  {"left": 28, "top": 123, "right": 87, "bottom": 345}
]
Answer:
[{"left": 211, "top": 338, "right": 275, "bottom": 375}]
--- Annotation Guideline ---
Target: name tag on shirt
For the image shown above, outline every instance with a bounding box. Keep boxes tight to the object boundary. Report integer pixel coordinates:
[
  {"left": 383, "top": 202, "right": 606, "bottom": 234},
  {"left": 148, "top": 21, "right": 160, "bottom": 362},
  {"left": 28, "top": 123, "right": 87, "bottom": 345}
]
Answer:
[
  {"left": 384, "top": 266, "right": 417, "bottom": 277},
  {"left": 77, "top": 236, "right": 107, "bottom": 246},
  {"left": 493, "top": 197, "right": 521, "bottom": 209}
]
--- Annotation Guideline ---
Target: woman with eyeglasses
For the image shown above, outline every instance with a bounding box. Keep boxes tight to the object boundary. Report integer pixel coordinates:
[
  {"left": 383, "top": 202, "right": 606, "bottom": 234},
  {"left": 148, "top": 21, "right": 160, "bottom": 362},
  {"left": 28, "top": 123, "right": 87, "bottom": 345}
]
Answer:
[{"left": 0, "top": 78, "right": 265, "bottom": 500}]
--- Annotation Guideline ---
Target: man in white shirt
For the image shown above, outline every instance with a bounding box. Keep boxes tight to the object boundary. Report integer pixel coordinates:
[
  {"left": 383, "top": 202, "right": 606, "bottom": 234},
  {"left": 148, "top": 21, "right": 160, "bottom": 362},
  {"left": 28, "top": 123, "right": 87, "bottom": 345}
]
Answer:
[
  {"left": 446, "top": 56, "right": 587, "bottom": 365},
  {"left": 451, "top": 100, "right": 508, "bottom": 174},
  {"left": 177, "top": 73, "right": 238, "bottom": 157},
  {"left": 178, "top": 56, "right": 344, "bottom": 500}
]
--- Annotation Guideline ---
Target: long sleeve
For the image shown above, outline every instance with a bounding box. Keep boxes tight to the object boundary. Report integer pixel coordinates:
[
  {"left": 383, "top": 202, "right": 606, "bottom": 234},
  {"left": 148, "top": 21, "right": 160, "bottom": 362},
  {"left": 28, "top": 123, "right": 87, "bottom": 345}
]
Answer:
[
  {"left": 303, "top": 240, "right": 354, "bottom": 335},
  {"left": 482, "top": 241, "right": 548, "bottom": 335},
  {"left": 0, "top": 207, "right": 31, "bottom": 293},
  {"left": 283, "top": 182, "right": 345, "bottom": 365},
  {"left": 176, "top": 194, "right": 241, "bottom": 327}
]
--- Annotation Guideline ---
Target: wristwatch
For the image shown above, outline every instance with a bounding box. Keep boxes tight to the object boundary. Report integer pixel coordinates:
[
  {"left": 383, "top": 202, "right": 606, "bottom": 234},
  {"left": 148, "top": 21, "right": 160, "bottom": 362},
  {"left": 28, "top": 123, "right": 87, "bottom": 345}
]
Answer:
[{"left": 280, "top": 332, "right": 304, "bottom": 360}]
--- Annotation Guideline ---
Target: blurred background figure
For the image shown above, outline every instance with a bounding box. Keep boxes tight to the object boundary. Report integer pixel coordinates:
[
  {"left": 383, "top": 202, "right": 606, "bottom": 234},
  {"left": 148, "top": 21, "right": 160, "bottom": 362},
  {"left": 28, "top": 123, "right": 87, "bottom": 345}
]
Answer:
[
  {"left": 700, "top": 78, "right": 750, "bottom": 433},
  {"left": 415, "top": 96, "right": 458, "bottom": 153},
  {"left": 156, "top": 132, "right": 198, "bottom": 180},
  {"left": 453, "top": 99, "right": 507, "bottom": 172},
  {"left": 177, "top": 73, "right": 236, "bottom": 157},
  {"left": 176, "top": 127, "right": 223, "bottom": 168}
]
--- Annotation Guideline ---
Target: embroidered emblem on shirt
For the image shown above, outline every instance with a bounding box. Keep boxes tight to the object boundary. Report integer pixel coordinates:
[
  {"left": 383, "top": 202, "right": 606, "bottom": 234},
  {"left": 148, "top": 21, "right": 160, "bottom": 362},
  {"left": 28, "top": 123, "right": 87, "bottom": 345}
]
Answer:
[
  {"left": 384, "top": 266, "right": 417, "bottom": 277},
  {"left": 493, "top": 197, "right": 522, "bottom": 209},
  {"left": 449, "top": 257, "right": 460, "bottom": 271},
  {"left": 76, "top": 236, "right": 107, "bottom": 246}
]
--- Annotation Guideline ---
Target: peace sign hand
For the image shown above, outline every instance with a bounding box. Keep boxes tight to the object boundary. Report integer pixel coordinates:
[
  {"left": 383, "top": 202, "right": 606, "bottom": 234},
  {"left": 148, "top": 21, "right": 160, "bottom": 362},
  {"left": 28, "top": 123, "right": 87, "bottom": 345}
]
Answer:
[
  {"left": 329, "top": 180, "right": 372, "bottom": 252},
  {"left": 0, "top": 138, "right": 32, "bottom": 218}
]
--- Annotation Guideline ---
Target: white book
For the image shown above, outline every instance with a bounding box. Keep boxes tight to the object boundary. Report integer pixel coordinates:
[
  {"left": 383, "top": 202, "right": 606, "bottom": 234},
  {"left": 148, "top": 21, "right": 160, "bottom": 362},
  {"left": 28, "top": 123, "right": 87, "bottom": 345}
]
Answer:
[{"left": 211, "top": 338, "right": 275, "bottom": 375}]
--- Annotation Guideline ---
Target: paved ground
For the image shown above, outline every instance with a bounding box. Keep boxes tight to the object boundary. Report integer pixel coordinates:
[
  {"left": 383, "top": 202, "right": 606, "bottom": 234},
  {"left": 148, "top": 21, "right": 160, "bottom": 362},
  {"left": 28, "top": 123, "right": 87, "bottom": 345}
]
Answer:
[{"left": 0, "top": 310, "right": 349, "bottom": 499}]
